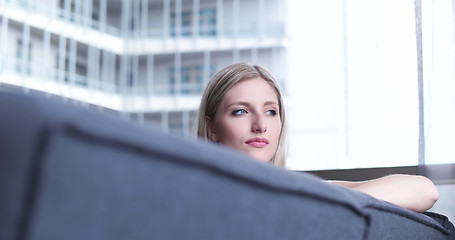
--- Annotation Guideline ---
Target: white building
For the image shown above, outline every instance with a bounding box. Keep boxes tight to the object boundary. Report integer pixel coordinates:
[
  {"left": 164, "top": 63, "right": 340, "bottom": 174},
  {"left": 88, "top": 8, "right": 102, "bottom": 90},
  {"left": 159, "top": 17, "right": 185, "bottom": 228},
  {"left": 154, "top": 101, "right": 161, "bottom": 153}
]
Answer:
[{"left": 0, "top": 0, "right": 286, "bottom": 137}]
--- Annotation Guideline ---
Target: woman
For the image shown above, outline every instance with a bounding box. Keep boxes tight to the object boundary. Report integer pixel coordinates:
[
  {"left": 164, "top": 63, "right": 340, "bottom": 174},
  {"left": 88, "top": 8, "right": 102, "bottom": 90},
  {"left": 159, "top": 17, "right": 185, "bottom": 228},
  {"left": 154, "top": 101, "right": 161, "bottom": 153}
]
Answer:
[
  {"left": 197, "top": 62, "right": 287, "bottom": 167},
  {"left": 197, "top": 62, "right": 438, "bottom": 213}
]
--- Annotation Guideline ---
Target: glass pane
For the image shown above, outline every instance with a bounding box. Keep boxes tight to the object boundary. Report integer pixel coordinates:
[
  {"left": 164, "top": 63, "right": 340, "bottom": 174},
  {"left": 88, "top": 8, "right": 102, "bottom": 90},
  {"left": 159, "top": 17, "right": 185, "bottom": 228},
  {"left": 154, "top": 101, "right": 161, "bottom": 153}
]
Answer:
[{"left": 422, "top": 0, "right": 455, "bottom": 165}]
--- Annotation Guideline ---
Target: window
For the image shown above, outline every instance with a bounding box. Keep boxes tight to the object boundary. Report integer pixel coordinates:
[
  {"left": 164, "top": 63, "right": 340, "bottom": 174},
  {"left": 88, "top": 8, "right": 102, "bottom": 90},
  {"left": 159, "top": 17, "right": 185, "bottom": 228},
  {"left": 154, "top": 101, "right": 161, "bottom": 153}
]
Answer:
[
  {"left": 170, "top": 12, "right": 191, "bottom": 36},
  {"left": 55, "top": 54, "right": 68, "bottom": 82},
  {"left": 285, "top": 1, "right": 420, "bottom": 170},
  {"left": 421, "top": 0, "right": 455, "bottom": 165},
  {"left": 169, "top": 64, "right": 208, "bottom": 94},
  {"left": 75, "top": 62, "right": 87, "bottom": 86},
  {"left": 58, "top": 0, "right": 76, "bottom": 21},
  {"left": 15, "top": 39, "right": 32, "bottom": 73},
  {"left": 170, "top": 8, "right": 216, "bottom": 37},
  {"left": 199, "top": 8, "right": 216, "bottom": 36},
  {"left": 55, "top": 54, "right": 87, "bottom": 86},
  {"left": 127, "top": 71, "right": 134, "bottom": 87}
]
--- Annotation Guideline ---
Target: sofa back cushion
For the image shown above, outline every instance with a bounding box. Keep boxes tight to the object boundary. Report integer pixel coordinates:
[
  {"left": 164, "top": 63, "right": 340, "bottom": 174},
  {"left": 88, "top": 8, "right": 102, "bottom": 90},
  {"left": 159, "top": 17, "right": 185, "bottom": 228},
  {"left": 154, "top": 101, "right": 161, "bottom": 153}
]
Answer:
[{"left": 0, "top": 91, "right": 368, "bottom": 240}]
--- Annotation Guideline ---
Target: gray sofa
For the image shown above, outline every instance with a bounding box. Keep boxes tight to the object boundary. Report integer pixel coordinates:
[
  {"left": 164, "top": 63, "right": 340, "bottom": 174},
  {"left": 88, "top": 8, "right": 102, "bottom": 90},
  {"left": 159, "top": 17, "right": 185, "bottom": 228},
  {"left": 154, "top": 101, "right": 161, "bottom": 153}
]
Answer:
[{"left": 0, "top": 90, "right": 453, "bottom": 240}]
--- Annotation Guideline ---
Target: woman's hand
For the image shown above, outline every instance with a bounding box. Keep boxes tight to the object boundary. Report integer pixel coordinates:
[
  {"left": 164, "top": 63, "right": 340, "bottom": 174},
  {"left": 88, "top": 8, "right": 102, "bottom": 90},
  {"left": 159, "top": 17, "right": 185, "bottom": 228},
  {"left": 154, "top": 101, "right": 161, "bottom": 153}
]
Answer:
[{"left": 329, "top": 174, "right": 439, "bottom": 213}]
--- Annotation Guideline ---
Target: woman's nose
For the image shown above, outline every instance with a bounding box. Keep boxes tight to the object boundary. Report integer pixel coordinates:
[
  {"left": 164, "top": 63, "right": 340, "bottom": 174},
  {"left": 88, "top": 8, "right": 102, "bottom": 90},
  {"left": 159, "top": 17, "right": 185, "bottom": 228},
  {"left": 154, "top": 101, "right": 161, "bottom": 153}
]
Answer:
[{"left": 252, "top": 116, "right": 267, "bottom": 133}]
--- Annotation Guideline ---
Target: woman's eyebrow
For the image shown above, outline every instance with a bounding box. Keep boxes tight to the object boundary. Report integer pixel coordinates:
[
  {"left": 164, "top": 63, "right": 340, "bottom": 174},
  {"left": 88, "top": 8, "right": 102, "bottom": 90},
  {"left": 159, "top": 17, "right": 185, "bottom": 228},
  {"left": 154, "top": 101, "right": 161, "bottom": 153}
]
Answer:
[
  {"left": 264, "top": 101, "right": 279, "bottom": 106},
  {"left": 226, "top": 101, "right": 279, "bottom": 108},
  {"left": 226, "top": 101, "right": 250, "bottom": 108}
]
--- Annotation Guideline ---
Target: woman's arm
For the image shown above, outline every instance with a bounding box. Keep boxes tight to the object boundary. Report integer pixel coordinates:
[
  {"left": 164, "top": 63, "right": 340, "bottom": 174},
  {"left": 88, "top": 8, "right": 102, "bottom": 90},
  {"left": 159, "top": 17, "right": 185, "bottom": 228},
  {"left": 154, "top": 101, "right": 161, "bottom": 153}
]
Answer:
[{"left": 329, "top": 174, "right": 439, "bottom": 212}]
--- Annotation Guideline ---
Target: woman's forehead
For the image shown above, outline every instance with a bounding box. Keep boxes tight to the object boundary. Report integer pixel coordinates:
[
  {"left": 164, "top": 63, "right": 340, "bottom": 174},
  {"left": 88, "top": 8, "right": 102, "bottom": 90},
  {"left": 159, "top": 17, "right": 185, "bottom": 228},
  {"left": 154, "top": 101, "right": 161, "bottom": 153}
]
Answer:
[{"left": 224, "top": 78, "right": 278, "bottom": 102}]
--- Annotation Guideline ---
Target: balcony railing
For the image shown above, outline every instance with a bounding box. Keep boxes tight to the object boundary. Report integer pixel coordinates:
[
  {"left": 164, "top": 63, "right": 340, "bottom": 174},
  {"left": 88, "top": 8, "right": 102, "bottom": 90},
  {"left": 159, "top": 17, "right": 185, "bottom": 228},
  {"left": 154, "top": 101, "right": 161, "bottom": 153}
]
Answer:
[
  {"left": 1, "top": 57, "right": 205, "bottom": 97},
  {"left": 3, "top": 0, "right": 284, "bottom": 39}
]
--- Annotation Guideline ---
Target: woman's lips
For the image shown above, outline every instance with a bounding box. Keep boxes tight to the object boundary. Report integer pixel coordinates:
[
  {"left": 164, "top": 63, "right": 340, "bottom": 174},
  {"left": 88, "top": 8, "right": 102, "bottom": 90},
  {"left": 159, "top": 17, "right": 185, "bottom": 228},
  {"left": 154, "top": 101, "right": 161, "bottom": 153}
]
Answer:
[{"left": 245, "top": 138, "right": 269, "bottom": 148}]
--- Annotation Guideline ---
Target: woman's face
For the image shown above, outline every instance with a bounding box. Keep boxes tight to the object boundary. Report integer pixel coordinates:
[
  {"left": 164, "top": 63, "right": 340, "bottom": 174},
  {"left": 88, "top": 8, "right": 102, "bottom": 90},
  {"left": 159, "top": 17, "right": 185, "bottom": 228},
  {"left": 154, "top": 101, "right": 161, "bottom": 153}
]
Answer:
[{"left": 207, "top": 77, "right": 282, "bottom": 163}]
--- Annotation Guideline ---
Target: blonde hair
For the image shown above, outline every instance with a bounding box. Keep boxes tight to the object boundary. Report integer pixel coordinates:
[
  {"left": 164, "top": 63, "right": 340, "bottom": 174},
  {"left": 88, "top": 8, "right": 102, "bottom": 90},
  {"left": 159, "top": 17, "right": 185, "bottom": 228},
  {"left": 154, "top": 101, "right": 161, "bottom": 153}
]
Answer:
[{"left": 197, "top": 63, "right": 287, "bottom": 167}]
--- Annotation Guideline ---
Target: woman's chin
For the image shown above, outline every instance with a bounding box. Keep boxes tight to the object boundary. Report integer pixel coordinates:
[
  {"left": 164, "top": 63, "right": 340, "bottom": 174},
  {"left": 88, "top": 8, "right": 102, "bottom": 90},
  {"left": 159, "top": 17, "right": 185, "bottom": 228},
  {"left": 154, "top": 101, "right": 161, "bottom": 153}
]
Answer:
[{"left": 249, "top": 154, "right": 272, "bottom": 164}]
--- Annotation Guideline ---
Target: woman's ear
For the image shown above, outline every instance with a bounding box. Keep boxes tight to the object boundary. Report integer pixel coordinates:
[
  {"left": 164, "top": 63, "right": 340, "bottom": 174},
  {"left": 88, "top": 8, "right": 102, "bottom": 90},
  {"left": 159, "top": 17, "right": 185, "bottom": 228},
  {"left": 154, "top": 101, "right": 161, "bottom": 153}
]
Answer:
[{"left": 205, "top": 116, "right": 218, "bottom": 142}]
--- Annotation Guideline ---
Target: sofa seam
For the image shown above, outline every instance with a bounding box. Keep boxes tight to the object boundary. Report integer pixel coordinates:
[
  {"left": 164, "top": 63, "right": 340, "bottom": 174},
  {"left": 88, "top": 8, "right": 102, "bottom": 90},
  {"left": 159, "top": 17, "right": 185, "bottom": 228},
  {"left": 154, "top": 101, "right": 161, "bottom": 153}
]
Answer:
[
  {"left": 17, "top": 124, "right": 54, "bottom": 240},
  {"left": 364, "top": 204, "right": 450, "bottom": 235}
]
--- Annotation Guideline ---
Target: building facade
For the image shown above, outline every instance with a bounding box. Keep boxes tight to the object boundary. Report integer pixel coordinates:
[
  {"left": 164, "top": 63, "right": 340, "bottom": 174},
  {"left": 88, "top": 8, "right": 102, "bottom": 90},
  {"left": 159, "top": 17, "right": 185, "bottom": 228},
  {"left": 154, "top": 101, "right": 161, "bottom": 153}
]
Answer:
[{"left": 0, "top": 0, "right": 286, "bottom": 137}]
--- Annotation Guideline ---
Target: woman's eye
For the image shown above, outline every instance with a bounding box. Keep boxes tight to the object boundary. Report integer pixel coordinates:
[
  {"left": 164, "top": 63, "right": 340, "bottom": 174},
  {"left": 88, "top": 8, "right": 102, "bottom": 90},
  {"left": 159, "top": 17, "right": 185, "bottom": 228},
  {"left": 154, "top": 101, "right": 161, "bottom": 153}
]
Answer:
[
  {"left": 232, "top": 109, "right": 247, "bottom": 116},
  {"left": 266, "top": 109, "right": 277, "bottom": 116}
]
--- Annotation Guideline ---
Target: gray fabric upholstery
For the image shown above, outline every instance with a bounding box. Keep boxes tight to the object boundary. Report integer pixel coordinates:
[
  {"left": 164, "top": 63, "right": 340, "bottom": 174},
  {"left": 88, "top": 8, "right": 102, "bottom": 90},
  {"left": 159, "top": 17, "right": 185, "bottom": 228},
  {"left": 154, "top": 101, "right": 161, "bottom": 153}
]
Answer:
[{"left": 0, "top": 90, "right": 453, "bottom": 240}]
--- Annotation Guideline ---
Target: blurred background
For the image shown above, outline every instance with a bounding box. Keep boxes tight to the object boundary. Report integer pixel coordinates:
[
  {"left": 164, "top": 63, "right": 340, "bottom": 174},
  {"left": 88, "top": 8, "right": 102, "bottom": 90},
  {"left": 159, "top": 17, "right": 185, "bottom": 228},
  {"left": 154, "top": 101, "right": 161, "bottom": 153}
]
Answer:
[{"left": 0, "top": 0, "right": 453, "bottom": 219}]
